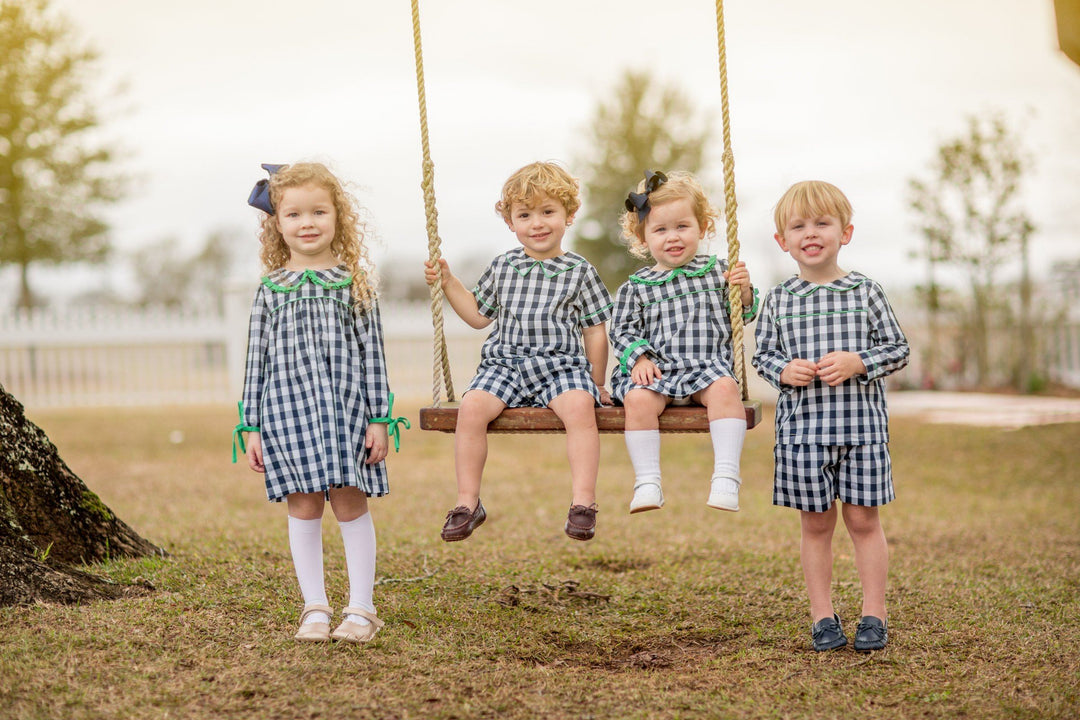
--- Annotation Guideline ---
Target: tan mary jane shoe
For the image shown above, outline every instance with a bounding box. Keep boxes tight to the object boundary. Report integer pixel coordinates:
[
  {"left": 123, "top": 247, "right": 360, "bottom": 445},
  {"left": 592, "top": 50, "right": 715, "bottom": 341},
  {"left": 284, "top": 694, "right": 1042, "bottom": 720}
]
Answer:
[
  {"left": 331, "top": 607, "right": 384, "bottom": 644},
  {"left": 294, "top": 603, "right": 333, "bottom": 642}
]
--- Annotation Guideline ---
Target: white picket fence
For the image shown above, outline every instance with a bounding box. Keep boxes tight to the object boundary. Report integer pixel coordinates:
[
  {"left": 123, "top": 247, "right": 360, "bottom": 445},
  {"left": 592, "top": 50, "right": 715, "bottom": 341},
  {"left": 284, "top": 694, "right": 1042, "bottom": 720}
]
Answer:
[
  {"left": 0, "top": 286, "right": 482, "bottom": 408},
  {"left": 3, "top": 289, "right": 1079, "bottom": 408}
]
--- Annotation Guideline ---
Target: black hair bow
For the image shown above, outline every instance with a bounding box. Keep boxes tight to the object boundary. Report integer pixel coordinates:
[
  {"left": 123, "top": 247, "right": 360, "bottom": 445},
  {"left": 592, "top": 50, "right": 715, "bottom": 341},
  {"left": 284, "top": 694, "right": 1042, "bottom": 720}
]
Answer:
[
  {"left": 247, "top": 163, "right": 286, "bottom": 214},
  {"left": 624, "top": 170, "right": 668, "bottom": 222}
]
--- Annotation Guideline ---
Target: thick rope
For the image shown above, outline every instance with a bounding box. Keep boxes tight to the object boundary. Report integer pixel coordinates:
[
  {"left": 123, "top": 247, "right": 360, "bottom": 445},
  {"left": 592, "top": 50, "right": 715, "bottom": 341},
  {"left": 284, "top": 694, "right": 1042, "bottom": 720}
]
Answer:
[
  {"left": 715, "top": 0, "right": 749, "bottom": 401},
  {"left": 411, "top": 0, "right": 455, "bottom": 405}
]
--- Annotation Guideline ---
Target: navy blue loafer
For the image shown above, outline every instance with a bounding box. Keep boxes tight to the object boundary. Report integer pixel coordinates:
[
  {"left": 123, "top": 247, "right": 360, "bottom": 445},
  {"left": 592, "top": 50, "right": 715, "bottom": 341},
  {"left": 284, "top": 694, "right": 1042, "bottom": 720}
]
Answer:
[
  {"left": 854, "top": 615, "right": 888, "bottom": 652},
  {"left": 811, "top": 613, "right": 848, "bottom": 651}
]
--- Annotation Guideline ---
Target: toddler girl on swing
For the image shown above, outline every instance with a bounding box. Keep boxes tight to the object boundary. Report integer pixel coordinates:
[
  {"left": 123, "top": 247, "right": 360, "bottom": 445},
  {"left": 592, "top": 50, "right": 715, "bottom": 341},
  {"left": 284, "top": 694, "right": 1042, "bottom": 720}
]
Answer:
[
  {"left": 233, "top": 162, "right": 407, "bottom": 644},
  {"left": 610, "top": 170, "right": 758, "bottom": 514}
]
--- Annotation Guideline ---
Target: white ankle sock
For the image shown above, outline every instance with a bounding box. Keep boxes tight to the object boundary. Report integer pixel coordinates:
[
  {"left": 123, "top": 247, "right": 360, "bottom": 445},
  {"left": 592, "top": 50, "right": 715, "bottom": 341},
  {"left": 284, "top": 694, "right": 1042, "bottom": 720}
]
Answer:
[
  {"left": 288, "top": 515, "right": 329, "bottom": 625},
  {"left": 625, "top": 429, "right": 662, "bottom": 488},
  {"left": 709, "top": 418, "right": 746, "bottom": 482},
  {"left": 339, "top": 512, "right": 377, "bottom": 626}
]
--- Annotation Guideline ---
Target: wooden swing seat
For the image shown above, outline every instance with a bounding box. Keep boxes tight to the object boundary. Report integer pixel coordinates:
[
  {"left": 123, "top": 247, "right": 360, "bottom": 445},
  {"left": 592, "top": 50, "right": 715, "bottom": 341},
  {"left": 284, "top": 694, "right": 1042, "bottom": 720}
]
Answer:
[{"left": 419, "top": 400, "right": 761, "bottom": 434}]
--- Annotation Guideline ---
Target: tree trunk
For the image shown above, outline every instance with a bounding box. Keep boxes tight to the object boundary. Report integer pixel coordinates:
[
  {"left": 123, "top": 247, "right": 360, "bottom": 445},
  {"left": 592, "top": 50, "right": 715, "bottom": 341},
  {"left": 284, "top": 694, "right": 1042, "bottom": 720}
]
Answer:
[{"left": 0, "top": 382, "right": 164, "bottom": 606}]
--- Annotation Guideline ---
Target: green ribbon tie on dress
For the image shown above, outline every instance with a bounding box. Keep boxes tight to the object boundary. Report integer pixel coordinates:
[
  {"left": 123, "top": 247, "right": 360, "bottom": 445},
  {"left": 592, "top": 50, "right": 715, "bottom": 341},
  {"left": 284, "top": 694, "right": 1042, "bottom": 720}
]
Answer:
[
  {"left": 370, "top": 392, "right": 411, "bottom": 452},
  {"left": 232, "top": 401, "right": 260, "bottom": 463}
]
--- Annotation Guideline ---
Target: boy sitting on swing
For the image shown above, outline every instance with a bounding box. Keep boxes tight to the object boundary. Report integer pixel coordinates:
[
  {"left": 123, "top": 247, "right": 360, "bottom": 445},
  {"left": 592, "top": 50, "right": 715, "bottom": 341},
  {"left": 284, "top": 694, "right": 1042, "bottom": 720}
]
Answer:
[{"left": 424, "top": 161, "right": 613, "bottom": 542}]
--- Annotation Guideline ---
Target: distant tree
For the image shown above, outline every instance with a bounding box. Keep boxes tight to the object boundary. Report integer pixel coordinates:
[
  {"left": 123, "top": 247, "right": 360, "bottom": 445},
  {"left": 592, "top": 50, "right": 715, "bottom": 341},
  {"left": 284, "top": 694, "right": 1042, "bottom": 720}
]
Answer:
[
  {"left": 574, "top": 70, "right": 712, "bottom": 291},
  {"left": 908, "top": 115, "right": 1035, "bottom": 388},
  {"left": 131, "top": 229, "right": 240, "bottom": 310},
  {"left": 0, "top": 0, "right": 126, "bottom": 309}
]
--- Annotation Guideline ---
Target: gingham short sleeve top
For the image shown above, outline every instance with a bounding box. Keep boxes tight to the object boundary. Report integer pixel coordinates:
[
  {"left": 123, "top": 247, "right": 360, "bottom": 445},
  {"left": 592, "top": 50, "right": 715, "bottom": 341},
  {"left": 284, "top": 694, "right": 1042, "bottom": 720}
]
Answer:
[{"left": 473, "top": 248, "right": 612, "bottom": 362}]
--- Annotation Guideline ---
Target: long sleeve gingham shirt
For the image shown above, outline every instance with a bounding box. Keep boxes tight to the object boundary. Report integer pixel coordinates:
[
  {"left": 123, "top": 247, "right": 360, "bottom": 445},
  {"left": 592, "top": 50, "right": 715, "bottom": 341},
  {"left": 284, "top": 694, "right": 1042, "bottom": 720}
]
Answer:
[{"left": 753, "top": 272, "right": 909, "bottom": 445}]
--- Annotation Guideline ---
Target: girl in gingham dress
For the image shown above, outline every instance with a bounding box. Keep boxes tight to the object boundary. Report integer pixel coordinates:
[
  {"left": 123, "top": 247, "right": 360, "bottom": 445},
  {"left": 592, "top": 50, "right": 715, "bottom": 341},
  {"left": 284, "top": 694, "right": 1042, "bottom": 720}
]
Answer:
[
  {"left": 753, "top": 180, "right": 909, "bottom": 653},
  {"left": 425, "top": 162, "right": 612, "bottom": 542},
  {"left": 234, "top": 163, "right": 406, "bottom": 644},
  {"left": 610, "top": 171, "right": 758, "bottom": 515}
]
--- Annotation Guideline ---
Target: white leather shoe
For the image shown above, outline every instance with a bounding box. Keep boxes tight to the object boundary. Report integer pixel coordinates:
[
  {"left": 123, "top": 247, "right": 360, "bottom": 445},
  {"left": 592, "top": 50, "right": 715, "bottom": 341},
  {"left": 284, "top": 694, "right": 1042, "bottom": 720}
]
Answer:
[
  {"left": 629, "top": 482, "right": 664, "bottom": 513},
  {"left": 706, "top": 476, "right": 741, "bottom": 512}
]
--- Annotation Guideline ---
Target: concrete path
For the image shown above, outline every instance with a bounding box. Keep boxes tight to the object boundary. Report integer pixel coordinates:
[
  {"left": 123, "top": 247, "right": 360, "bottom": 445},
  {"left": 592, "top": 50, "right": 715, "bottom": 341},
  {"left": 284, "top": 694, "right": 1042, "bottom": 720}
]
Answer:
[{"left": 887, "top": 391, "right": 1080, "bottom": 428}]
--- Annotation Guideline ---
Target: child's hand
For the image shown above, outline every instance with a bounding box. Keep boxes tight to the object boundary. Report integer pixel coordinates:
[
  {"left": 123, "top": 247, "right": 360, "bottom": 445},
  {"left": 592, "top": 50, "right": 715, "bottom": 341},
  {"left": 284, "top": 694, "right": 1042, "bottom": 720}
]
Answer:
[
  {"left": 780, "top": 359, "right": 817, "bottom": 387},
  {"left": 364, "top": 423, "right": 389, "bottom": 464},
  {"left": 598, "top": 387, "right": 613, "bottom": 406},
  {"left": 424, "top": 258, "right": 452, "bottom": 288},
  {"left": 631, "top": 356, "right": 662, "bottom": 387},
  {"left": 816, "top": 351, "right": 866, "bottom": 386},
  {"left": 246, "top": 432, "right": 265, "bottom": 473},
  {"left": 723, "top": 261, "right": 754, "bottom": 307}
]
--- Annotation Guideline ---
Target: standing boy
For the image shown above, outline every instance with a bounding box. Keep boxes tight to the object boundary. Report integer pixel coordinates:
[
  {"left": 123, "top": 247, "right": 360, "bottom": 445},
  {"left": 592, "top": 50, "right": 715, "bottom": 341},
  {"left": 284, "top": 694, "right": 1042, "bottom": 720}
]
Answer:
[{"left": 753, "top": 181, "right": 909, "bottom": 652}]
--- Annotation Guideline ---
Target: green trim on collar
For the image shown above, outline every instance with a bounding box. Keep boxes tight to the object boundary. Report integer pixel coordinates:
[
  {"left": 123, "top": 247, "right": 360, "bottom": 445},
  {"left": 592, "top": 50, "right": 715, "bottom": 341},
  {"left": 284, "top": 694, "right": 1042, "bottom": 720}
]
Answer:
[
  {"left": 630, "top": 255, "right": 717, "bottom": 286},
  {"left": 262, "top": 268, "right": 353, "bottom": 293},
  {"left": 782, "top": 275, "right": 865, "bottom": 297},
  {"left": 510, "top": 256, "right": 584, "bottom": 278}
]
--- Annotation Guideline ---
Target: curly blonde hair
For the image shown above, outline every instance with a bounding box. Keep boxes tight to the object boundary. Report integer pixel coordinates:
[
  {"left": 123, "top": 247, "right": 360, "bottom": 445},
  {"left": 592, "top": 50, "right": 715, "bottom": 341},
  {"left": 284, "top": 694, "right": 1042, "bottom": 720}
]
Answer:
[
  {"left": 494, "top": 161, "right": 581, "bottom": 225},
  {"left": 256, "top": 162, "right": 376, "bottom": 311},
  {"left": 619, "top": 171, "right": 719, "bottom": 260}
]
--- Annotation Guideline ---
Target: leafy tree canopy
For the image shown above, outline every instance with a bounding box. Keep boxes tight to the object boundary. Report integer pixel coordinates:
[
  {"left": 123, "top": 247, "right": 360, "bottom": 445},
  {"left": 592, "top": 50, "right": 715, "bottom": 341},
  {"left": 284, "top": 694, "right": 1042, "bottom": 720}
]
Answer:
[
  {"left": 0, "top": 0, "right": 126, "bottom": 308},
  {"left": 574, "top": 70, "right": 712, "bottom": 291}
]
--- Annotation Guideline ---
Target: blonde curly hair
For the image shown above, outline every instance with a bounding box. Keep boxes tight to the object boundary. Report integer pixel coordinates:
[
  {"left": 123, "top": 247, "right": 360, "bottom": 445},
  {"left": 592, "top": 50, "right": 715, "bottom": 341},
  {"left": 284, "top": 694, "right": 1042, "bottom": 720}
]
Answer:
[
  {"left": 494, "top": 161, "right": 581, "bottom": 225},
  {"left": 619, "top": 171, "right": 719, "bottom": 261},
  {"left": 256, "top": 162, "right": 376, "bottom": 311}
]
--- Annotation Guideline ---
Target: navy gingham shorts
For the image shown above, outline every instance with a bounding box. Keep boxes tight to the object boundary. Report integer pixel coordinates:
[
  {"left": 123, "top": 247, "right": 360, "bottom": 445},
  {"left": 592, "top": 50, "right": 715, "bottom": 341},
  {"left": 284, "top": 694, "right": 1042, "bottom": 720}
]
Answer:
[
  {"left": 466, "top": 362, "right": 600, "bottom": 408},
  {"left": 773, "top": 443, "right": 894, "bottom": 512}
]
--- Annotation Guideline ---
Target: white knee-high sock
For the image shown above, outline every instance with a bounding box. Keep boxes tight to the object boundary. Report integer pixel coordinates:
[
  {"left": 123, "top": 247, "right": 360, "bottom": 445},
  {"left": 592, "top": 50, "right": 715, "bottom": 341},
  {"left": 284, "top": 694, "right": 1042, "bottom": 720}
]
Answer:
[
  {"left": 709, "top": 418, "right": 746, "bottom": 480},
  {"left": 288, "top": 515, "right": 328, "bottom": 624},
  {"left": 339, "top": 512, "right": 377, "bottom": 625},
  {"left": 625, "top": 429, "right": 662, "bottom": 487}
]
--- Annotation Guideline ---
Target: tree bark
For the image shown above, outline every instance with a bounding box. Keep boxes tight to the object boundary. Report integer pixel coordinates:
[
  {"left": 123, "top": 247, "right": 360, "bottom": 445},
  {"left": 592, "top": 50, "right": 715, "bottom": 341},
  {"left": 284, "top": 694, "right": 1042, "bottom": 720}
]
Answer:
[{"left": 0, "top": 382, "right": 164, "bottom": 606}]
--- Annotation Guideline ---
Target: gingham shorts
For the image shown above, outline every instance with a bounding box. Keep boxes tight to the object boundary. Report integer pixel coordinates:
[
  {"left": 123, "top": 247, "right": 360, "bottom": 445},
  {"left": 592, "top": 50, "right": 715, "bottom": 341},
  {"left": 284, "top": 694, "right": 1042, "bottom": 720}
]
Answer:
[
  {"left": 465, "top": 361, "right": 601, "bottom": 408},
  {"left": 773, "top": 443, "right": 894, "bottom": 512}
]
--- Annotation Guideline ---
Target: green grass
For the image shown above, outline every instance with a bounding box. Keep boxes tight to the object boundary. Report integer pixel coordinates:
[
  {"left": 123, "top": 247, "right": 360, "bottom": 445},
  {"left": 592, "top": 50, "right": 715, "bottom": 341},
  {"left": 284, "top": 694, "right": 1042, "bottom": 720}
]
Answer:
[{"left": 1, "top": 400, "right": 1078, "bottom": 719}]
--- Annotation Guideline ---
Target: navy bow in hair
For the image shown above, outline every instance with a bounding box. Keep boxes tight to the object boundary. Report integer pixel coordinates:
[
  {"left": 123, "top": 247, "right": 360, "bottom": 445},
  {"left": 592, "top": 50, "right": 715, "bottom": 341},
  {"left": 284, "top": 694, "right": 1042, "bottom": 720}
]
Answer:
[
  {"left": 247, "top": 163, "right": 286, "bottom": 214},
  {"left": 624, "top": 170, "right": 668, "bottom": 221}
]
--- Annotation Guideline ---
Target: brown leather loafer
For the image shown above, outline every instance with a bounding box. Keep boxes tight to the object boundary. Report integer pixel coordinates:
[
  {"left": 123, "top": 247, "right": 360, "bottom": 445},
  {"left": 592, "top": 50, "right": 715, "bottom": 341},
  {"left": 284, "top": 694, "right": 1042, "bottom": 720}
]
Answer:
[
  {"left": 565, "top": 504, "right": 598, "bottom": 541},
  {"left": 440, "top": 499, "right": 486, "bottom": 542}
]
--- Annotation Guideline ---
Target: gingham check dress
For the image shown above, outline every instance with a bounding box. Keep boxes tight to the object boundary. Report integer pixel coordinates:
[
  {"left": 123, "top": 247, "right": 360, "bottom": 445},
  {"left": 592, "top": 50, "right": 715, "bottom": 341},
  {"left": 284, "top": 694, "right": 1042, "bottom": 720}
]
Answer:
[
  {"left": 609, "top": 255, "right": 751, "bottom": 402},
  {"left": 241, "top": 266, "right": 391, "bottom": 502},
  {"left": 752, "top": 272, "right": 909, "bottom": 446},
  {"left": 466, "top": 248, "right": 612, "bottom": 407}
]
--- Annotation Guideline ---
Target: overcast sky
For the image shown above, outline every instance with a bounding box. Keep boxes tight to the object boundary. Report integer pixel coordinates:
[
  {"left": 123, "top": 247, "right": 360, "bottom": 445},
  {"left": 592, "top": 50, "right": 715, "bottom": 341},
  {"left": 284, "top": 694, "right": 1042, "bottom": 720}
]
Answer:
[{"left": 28, "top": 0, "right": 1080, "bottom": 300}]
